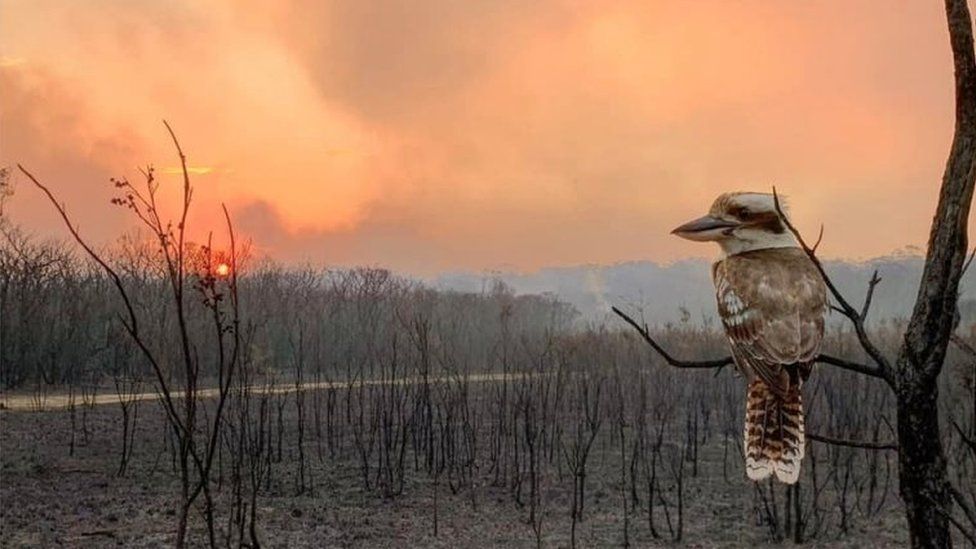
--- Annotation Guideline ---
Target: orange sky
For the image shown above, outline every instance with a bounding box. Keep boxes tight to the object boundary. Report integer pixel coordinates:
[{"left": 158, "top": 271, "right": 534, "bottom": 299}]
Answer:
[{"left": 1, "top": 1, "right": 973, "bottom": 275}]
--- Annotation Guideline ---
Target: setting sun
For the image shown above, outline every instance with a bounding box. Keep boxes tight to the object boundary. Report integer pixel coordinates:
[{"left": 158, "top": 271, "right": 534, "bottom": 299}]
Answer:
[
  {"left": 2, "top": 2, "right": 975, "bottom": 547},
  {"left": 2, "top": 1, "right": 972, "bottom": 274},
  {"left": 215, "top": 263, "right": 231, "bottom": 278}
]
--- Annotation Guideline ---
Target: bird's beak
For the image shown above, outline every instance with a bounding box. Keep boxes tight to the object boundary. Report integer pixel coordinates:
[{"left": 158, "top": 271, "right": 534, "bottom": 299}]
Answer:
[{"left": 671, "top": 215, "right": 740, "bottom": 242}]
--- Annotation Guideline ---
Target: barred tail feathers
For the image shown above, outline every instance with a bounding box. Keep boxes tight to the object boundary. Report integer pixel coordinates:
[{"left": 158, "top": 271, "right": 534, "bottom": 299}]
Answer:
[{"left": 743, "top": 379, "right": 805, "bottom": 484}]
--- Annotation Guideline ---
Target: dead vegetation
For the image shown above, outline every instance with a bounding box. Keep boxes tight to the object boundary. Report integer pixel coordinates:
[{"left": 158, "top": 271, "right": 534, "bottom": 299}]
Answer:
[
  {"left": 2, "top": 208, "right": 975, "bottom": 545},
  {"left": 2, "top": 2, "right": 975, "bottom": 546}
]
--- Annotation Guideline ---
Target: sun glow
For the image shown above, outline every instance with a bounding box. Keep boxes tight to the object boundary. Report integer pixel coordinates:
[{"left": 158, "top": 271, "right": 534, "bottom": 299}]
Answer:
[{"left": 215, "top": 263, "right": 231, "bottom": 278}]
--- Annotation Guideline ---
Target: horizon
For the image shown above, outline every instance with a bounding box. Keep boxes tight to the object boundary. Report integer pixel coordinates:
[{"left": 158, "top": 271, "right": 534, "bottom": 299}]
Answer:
[
  {"left": 2, "top": 3, "right": 976, "bottom": 546},
  {"left": 3, "top": 1, "right": 976, "bottom": 276}
]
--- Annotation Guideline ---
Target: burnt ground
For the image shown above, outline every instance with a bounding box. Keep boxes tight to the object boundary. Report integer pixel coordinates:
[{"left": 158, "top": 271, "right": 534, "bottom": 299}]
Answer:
[{"left": 1, "top": 393, "right": 909, "bottom": 548}]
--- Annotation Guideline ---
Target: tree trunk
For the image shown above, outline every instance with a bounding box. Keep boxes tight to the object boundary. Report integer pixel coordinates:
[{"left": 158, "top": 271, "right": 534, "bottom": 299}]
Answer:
[
  {"left": 896, "top": 372, "right": 952, "bottom": 548},
  {"left": 893, "top": 2, "right": 976, "bottom": 546}
]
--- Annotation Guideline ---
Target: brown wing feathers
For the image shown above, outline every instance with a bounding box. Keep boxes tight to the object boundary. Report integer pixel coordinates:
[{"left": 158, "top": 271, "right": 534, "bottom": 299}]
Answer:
[{"left": 714, "top": 247, "right": 825, "bottom": 484}]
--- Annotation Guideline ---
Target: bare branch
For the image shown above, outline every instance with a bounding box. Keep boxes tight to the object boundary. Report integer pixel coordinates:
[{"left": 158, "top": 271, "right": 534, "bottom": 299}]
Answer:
[
  {"left": 811, "top": 223, "right": 824, "bottom": 253},
  {"left": 772, "top": 187, "right": 895, "bottom": 387},
  {"left": 927, "top": 493, "right": 976, "bottom": 546},
  {"left": 951, "top": 485, "right": 976, "bottom": 531},
  {"left": 613, "top": 301, "right": 897, "bottom": 448},
  {"left": 611, "top": 306, "right": 733, "bottom": 369},
  {"left": 962, "top": 246, "right": 976, "bottom": 277},
  {"left": 611, "top": 306, "right": 883, "bottom": 378},
  {"left": 773, "top": 188, "right": 856, "bottom": 318},
  {"left": 861, "top": 270, "right": 882, "bottom": 320},
  {"left": 18, "top": 164, "right": 187, "bottom": 436},
  {"left": 806, "top": 432, "right": 898, "bottom": 451},
  {"left": 946, "top": 514, "right": 976, "bottom": 546},
  {"left": 162, "top": 119, "right": 192, "bottom": 295},
  {"left": 814, "top": 353, "right": 888, "bottom": 379},
  {"left": 951, "top": 333, "right": 976, "bottom": 358},
  {"left": 951, "top": 419, "right": 976, "bottom": 454}
]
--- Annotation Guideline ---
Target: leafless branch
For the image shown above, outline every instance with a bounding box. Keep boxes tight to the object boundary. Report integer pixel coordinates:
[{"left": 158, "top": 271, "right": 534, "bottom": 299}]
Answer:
[
  {"left": 805, "top": 432, "right": 898, "bottom": 451},
  {"left": 17, "top": 164, "right": 187, "bottom": 436},
  {"left": 951, "top": 333, "right": 976, "bottom": 358},
  {"left": 962, "top": 246, "right": 976, "bottom": 277},
  {"left": 611, "top": 306, "right": 883, "bottom": 378},
  {"left": 772, "top": 187, "right": 895, "bottom": 387},
  {"left": 861, "top": 270, "right": 882, "bottom": 321},
  {"left": 951, "top": 485, "right": 976, "bottom": 530},
  {"left": 811, "top": 224, "right": 824, "bottom": 253},
  {"left": 814, "top": 353, "right": 888, "bottom": 379},
  {"left": 928, "top": 493, "right": 976, "bottom": 546},
  {"left": 22, "top": 123, "right": 226, "bottom": 546},
  {"left": 611, "top": 306, "right": 733, "bottom": 369},
  {"left": 951, "top": 420, "right": 976, "bottom": 453},
  {"left": 614, "top": 302, "right": 900, "bottom": 454}
]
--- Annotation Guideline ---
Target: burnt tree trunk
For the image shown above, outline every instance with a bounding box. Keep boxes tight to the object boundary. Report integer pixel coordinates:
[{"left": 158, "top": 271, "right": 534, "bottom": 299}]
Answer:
[
  {"left": 895, "top": 1, "right": 976, "bottom": 546},
  {"left": 896, "top": 375, "right": 953, "bottom": 548}
]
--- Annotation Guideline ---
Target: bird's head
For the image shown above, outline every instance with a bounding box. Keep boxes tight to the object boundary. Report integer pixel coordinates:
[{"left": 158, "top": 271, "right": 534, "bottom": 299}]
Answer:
[{"left": 671, "top": 192, "right": 798, "bottom": 256}]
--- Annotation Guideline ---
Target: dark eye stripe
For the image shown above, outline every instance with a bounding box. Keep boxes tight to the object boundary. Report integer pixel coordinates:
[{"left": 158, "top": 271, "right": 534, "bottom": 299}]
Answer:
[
  {"left": 757, "top": 213, "right": 785, "bottom": 233},
  {"left": 729, "top": 205, "right": 750, "bottom": 218},
  {"left": 735, "top": 210, "right": 785, "bottom": 233}
]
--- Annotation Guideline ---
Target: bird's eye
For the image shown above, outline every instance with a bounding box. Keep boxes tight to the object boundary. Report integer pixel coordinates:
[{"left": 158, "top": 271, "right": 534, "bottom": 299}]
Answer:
[{"left": 733, "top": 207, "right": 752, "bottom": 219}]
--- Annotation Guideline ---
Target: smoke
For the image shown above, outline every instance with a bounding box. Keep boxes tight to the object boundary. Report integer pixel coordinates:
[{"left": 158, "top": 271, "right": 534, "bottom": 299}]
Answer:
[
  {"left": 583, "top": 268, "right": 610, "bottom": 314},
  {"left": 1, "top": 0, "right": 968, "bottom": 273}
]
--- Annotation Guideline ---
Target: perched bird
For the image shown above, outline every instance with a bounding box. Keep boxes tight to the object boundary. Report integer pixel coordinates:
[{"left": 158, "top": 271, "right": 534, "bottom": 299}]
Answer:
[{"left": 671, "top": 192, "right": 827, "bottom": 484}]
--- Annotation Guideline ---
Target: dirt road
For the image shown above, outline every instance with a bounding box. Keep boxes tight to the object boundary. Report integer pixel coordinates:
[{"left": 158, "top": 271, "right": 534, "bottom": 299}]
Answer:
[{"left": 0, "top": 371, "right": 540, "bottom": 412}]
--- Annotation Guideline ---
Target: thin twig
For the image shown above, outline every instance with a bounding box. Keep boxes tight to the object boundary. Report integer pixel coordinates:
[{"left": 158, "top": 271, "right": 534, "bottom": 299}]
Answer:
[
  {"left": 861, "top": 270, "right": 882, "bottom": 321},
  {"left": 951, "top": 420, "right": 976, "bottom": 453},
  {"left": 80, "top": 531, "right": 116, "bottom": 538},
  {"left": 950, "top": 485, "right": 976, "bottom": 530},
  {"left": 928, "top": 493, "right": 976, "bottom": 546},
  {"left": 611, "top": 306, "right": 733, "bottom": 369},
  {"left": 962, "top": 246, "right": 976, "bottom": 277},
  {"left": 772, "top": 187, "right": 895, "bottom": 387},
  {"left": 951, "top": 333, "right": 976, "bottom": 358},
  {"left": 806, "top": 432, "right": 898, "bottom": 451},
  {"left": 811, "top": 224, "right": 825, "bottom": 253}
]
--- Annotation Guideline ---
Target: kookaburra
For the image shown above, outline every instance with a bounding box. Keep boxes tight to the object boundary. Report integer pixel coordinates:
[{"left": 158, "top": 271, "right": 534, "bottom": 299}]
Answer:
[{"left": 672, "top": 192, "right": 827, "bottom": 484}]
